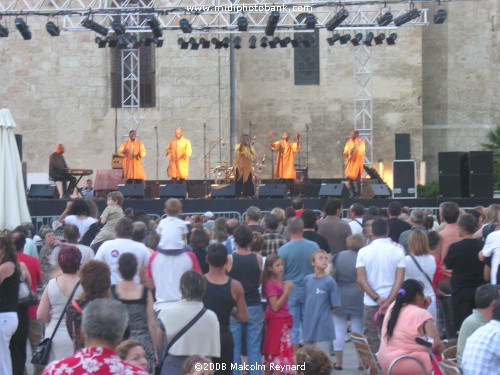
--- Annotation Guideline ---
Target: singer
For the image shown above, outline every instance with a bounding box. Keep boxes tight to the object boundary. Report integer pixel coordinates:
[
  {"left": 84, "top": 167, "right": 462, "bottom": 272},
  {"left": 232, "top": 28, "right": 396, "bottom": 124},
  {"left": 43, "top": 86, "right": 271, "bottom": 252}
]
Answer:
[
  {"left": 343, "top": 130, "right": 365, "bottom": 197},
  {"left": 166, "top": 128, "right": 192, "bottom": 182},
  {"left": 268, "top": 130, "right": 300, "bottom": 195},
  {"left": 119, "top": 130, "right": 147, "bottom": 183},
  {"left": 234, "top": 134, "right": 255, "bottom": 197}
]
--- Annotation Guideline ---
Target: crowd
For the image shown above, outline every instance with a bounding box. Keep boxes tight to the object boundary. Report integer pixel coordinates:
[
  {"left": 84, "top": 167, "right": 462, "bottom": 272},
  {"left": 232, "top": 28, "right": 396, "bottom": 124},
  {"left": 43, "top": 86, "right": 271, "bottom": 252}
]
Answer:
[{"left": 0, "top": 195, "right": 499, "bottom": 375}]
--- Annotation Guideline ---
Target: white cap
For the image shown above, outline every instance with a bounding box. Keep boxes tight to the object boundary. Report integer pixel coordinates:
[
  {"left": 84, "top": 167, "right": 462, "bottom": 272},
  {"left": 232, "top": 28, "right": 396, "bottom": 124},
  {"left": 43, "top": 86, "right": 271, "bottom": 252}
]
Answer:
[{"left": 203, "top": 211, "right": 214, "bottom": 218}]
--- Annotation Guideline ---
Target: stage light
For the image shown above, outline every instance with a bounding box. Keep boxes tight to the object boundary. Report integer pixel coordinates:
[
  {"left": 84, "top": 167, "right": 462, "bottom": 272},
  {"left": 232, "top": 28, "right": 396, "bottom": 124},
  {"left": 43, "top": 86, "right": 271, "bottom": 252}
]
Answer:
[
  {"left": 280, "top": 37, "right": 291, "bottom": 47},
  {"left": 189, "top": 37, "right": 199, "bottom": 50},
  {"left": 211, "top": 38, "right": 222, "bottom": 49},
  {"left": 377, "top": 11, "right": 393, "bottom": 26},
  {"left": 305, "top": 13, "right": 316, "bottom": 30},
  {"left": 237, "top": 16, "right": 248, "bottom": 31},
  {"left": 179, "top": 18, "right": 192, "bottom": 34},
  {"left": 107, "top": 37, "right": 117, "bottom": 48},
  {"left": 374, "top": 33, "right": 385, "bottom": 45},
  {"left": 112, "top": 21, "right": 126, "bottom": 35},
  {"left": 15, "top": 18, "right": 31, "bottom": 40},
  {"left": 46, "top": 21, "right": 60, "bottom": 36},
  {"left": 269, "top": 37, "right": 280, "bottom": 48},
  {"left": 291, "top": 37, "right": 299, "bottom": 48},
  {"left": 146, "top": 15, "right": 163, "bottom": 38},
  {"left": 95, "top": 36, "right": 106, "bottom": 48},
  {"left": 326, "top": 9, "right": 349, "bottom": 31},
  {"left": 340, "top": 34, "right": 351, "bottom": 45},
  {"left": 0, "top": 25, "right": 9, "bottom": 38},
  {"left": 200, "top": 38, "right": 210, "bottom": 48},
  {"left": 265, "top": 11, "right": 280, "bottom": 36},
  {"left": 326, "top": 33, "right": 340, "bottom": 46},
  {"left": 233, "top": 36, "right": 242, "bottom": 49},
  {"left": 434, "top": 9, "right": 447, "bottom": 24},
  {"left": 82, "top": 18, "right": 108, "bottom": 36},
  {"left": 387, "top": 33, "right": 397, "bottom": 45},
  {"left": 129, "top": 35, "right": 141, "bottom": 49},
  {"left": 221, "top": 37, "right": 229, "bottom": 49},
  {"left": 141, "top": 36, "right": 152, "bottom": 47},
  {"left": 350, "top": 33, "right": 363, "bottom": 46},
  {"left": 154, "top": 38, "right": 164, "bottom": 48},
  {"left": 117, "top": 34, "right": 128, "bottom": 49},
  {"left": 364, "top": 32, "right": 374, "bottom": 46},
  {"left": 260, "top": 36, "right": 268, "bottom": 48},
  {"left": 178, "top": 38, "right": 189, "bottom": 49},
  {"left": 394, "top": 8, "right": 421, "bottom": 26},
  {"left": 249, "top": 36, "right": 257, "bottom": 49}
]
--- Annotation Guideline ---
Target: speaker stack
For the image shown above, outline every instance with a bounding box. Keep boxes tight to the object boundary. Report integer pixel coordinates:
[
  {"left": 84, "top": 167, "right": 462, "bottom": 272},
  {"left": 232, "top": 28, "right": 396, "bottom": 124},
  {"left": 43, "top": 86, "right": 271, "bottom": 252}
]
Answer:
[
  {"left": 468, "top": 151, "right": 494, "bottom": 198},
  {"left": 392, "top": 134, "right": 417, "bottom": 198}
]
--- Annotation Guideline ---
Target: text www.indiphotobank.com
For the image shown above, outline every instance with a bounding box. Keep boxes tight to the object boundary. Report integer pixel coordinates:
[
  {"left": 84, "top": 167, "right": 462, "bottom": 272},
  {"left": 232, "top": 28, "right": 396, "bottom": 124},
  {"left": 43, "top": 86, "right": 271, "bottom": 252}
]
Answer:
[{"left": 186, "top": 4, "right": 313, "bottom": 12}]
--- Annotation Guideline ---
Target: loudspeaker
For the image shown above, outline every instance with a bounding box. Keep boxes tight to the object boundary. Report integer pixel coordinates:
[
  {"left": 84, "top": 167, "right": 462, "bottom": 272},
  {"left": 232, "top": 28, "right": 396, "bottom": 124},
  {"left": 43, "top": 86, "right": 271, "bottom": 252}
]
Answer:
[
  {"left": 468, "top": 151, "right": 494, "bottom": 197},
  {"left": 211, "top": 184, "right": 236, "bottom": 198},
  {"left": 28, "top": 184, "right": 56, "bottom": 198},
  {"left": 393, "top": 160, "right": 416, "bottom": 198},
  {"left": 468, "top": 151, "right": 493, "bottom": 175},
  {"left": 318, "top": 183, "right": 349, "bottom": 198},
  {"left": 469, "top": 174, "right": 494, "bottom": 198},
  {"left": 439, "top": 175, "right": 466, "bottom": 198},
  {"left": 362, "top": 183, "right": 392, "bottom": 199},
  {"left": 438, "top": 152, "right": 468, "bottom": 198},
  {"left": 395, "top": 134, "right": 410, "bottom": 160},
  {"left": 117, "top": 183, "right": 145, "bottom": 198},
  {"left": 258, "top": 183, "right": 286, "bottom": 198},
  {"left": 15, "top": 134, "right": 22, "bottom": 161},
  {"left": 438, "top": 152, "right": 468, "bottom": 175},
  {"left": 159, "top": 184, "right": 187, "bottom": 198}
]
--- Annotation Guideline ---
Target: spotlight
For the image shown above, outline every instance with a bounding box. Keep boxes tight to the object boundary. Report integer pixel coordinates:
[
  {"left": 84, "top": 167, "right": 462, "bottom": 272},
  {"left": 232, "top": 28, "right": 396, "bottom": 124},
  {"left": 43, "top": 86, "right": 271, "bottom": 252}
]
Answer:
[
  {"left": 211, "top": 38, "right": 222, "bottom": 49},
  {"left": 233, "top": 36, "right": 242, "bottom": 49},
  {"left": 280, "top": 37, "right": 291, "bottom": 47},
  {"left": 95, "top": 37, "right": 106, "bottom": 48},
  {"left": 178, "top": 38, "right": 189, "bottom": 49},
  {"left": 377, "top": 11, "right": 393, "bottom": 26},
  {"left": 237, "top": 16, "right": 248, "bottom": 31},
  {"left": 326, "top": 9, "right": 349, "bottom": 31},
  {"left": 364, "top": 32, "right": 374, "bottom": 46},
  {"left": 305, "top": 13, "right": 316, "bottom": 30},
  {"left": 14, "top": 18, "right": 31, "bottom": 40},
  {"left": 179, "top": 18, "right": 192, "bottom": 34},
  {"left": 46, "top": 21, "right": 60, "bottom": 36},
  {"left": 117, "top": 34, "right": 128, "bottom": 49},
  {"left": 248, "top": 36, "right": 257, "bottom": 49},
  {"left": 394, "top": 8, "right": 421, "bottom": 26},
  {"left": 146, "top": 15, "right": 163, "bottom": 38},
  {"left": 340, "top": 34, "right": 351, "bottom": 45},
  {"left": 269, "top": 37, "right": 280, "bottom": 48},
  {"left": 221, "top": 37, "right": 229, "bottom": 49},
  {"left": 326, "top": 33, "right": 340, "bottom": 46},
  {"left": 140, "top": 36, "right": 152, "bottom": 47},
  {"left": 189, "top": 37, "right": 199, "bottom": 50},
  {"left": 434, "top": 9, "right": 447, "bottom": 24},
  {"left": 82, "top": 18, "right": 108, "bottom": 36},
  {"left": 0, "top": 25, "right": 9, "bottom": 38},
  {"left": 291, "top": 37, "right": 299, "bottom": 48},
  {"left": 350, "top": 33, "right": 363, "bottom": 46},
  {"left": 265, "top": 11, "right": 280, "bottom": 36},
  {"left": 112, "top": 21, "right": 126, "bottom": 35},
  {"left": 200, "top": 38, "right": 210, "bottom": 48},
  {"left": 129, "top": 35, "right": 141, "bottom": 49},
  {"left": 260, "top": 36, "right": 268, "bottom": 48},
  {"left": 387, "top": 33, "right": 397, "bottom": 45},
  {"left": 107, "top": 37, "right": 117, "bottom": 48},
  {"left": 374, "top": 33, "right": 385, "bottom": 45},
  {"left": 154, "top": 38, "right": 164, "bottom": 48}
]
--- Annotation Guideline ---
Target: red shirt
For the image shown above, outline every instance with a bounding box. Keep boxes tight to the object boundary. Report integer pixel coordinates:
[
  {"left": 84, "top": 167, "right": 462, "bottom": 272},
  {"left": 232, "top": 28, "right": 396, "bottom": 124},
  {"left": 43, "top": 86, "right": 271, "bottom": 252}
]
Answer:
[
  {"left": 18, "top": 253, "right": 42, "bottom": 319},
  {"left": 43, "top": 347, "right": 148, "bottom": 375}
]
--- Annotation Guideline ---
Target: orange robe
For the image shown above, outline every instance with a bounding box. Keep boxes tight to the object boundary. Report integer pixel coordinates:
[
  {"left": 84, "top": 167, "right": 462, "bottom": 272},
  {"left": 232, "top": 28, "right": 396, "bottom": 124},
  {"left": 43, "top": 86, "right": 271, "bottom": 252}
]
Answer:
[
  {"left": 343, "top": 138, "right": 365, "bottom": 180},
  {"left": 234, "top": 144, "right": 255, "bottom": 183},
  {"left": 270, "top": 140, "right": 300, "bottom": 179},
  {"left": 167, "top": 136, "right": 192, "bottom": 179},
  {"left": 118, "top": 139, "right": 147, "bottom": 180}
]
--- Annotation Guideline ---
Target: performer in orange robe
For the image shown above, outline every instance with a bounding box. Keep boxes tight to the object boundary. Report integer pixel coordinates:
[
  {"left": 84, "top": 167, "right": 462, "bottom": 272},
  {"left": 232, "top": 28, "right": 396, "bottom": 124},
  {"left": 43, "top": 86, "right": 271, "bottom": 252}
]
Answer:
[
  {"left": 234, "top": 134, "right": 256, "bottom": 197},
  {"left": 167, "top": 128, "right": 192, "bottom": 182},
  {"left": 118, "top": 130, "right": 147, "bottom": 183},
  {"left": 268, "top": 131, "right": 300, "bottom": 194},
  {"left": 343, "top": 130, "right": 365, "bottom": 197}
]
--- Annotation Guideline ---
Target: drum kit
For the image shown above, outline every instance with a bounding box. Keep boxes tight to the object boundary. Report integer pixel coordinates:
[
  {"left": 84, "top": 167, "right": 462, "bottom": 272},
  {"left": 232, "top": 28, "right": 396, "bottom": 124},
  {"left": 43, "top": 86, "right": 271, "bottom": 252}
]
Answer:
[{"left": 212, "top": 155, "right": 267, "bottom": 192}]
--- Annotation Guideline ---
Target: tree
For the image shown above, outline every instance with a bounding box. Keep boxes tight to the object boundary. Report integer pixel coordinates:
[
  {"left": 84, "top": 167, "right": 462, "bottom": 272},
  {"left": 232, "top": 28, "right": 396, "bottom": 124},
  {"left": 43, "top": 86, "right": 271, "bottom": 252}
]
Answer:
[{"left": 482, "top": 125, "right": 500, "bottom": 190}]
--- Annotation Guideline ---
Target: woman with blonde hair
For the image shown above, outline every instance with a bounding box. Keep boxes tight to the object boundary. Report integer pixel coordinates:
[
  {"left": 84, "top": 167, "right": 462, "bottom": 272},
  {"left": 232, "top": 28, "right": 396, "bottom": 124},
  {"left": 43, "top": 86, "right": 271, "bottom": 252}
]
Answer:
[
  {"left": 210, "top": 217, "right": 228, "bottom": 244},
  {"left": 474, "top": 203, "right": 500, "bottom": 240},
  {"left": 116, "top": 339, "right": 148, "bottom": 371},
  {"left": 270, "top": 207, "right": 289, "bottom": 239}
]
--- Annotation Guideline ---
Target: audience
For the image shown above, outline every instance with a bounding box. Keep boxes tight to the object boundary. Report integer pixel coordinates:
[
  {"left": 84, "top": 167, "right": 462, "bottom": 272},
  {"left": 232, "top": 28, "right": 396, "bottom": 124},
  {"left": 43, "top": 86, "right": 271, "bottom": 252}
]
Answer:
[
  {"left": 270, "top": 207, "right": 289, "bottom": 239},
  {"left": 398, "top": 208, "right": 427, "bottom": 251},
  {"left": 91, "top": 191, "right": 125, "bottom": 246},
  {"left": 317, "top": 198, "right": 352, "bottom": 254},
  {"left": 245, "top": 206, "right": 265, "bottom": 234},
  {"left": 438, "top": 201, "right": 462, "bottom": 260},
  {"left": 262, "top": 214, "right": 287, "bottom": 256},
  {"left": 116, "top": 339, "right": 149, "bottom": 371},
  {"left": 480, "top": 207, "right": 500, "bottom": 285},
  {"left": 39, "top": 229, "right": 61, "bottom": 289},
  {"left": 202, "top": 211, "right": 216, "bottom": 231},
  {"left": 348, "top": 203, "right": 365, "bottom": 235},
  {"left": 294, "top": 346, "right": 333, "bottom": 375},
  {"left": 291, "top": 197, "right": 304, "bottom": 217},
  {"left": 211, "top": 217, "right": 229, "bottom": 244},
  {"left": 182, "top": 355, "right": 213, "bottom": 375},
  {"left": 223, "top": 218, "right": 239, "bottom": 254},
  {"left": 57, "top": 200, "right": 97, "bottom": 240},
  {"left": 387, "top": 201, "right": 412, "bottom": 242},
  {"left": 190, "top": 228, "right": 210, "bottom": 274},
  {"left": 301, "top": 210, "right": 330, "bottom": 253},
  {"left": 50, "top": 224, "right": 94, "bottom": 275}
]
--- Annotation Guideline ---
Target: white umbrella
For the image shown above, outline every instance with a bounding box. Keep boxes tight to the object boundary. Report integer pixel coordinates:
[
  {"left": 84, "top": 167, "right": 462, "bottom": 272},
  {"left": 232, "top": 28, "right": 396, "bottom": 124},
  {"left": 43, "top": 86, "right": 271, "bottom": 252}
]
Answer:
[{"left": 0, "top": 109, "right": 31, "bottom": 231}]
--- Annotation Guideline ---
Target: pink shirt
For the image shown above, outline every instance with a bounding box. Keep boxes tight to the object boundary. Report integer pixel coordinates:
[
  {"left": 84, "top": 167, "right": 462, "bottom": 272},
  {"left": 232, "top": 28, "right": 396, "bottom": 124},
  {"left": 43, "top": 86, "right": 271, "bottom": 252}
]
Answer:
[
  {"left": 264, "top": 280, "right": 292, "bottom": 319},
  {"left": 439, "top": 223, "right": 461, "bottom": 261}
]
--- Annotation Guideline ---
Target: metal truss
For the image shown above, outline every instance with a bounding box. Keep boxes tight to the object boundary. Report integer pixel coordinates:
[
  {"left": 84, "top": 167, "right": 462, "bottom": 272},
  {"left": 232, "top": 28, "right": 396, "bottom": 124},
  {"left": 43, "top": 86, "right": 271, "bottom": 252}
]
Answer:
[{"left": 121, "top": 49, "right": 140, "bottom": 132}]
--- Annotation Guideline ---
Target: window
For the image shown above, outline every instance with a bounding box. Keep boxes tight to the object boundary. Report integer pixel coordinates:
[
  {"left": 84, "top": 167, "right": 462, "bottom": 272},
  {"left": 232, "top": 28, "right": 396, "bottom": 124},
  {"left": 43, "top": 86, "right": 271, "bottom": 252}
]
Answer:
[{"left": 294, "top": 14, "right": 320, "bottom": 86}]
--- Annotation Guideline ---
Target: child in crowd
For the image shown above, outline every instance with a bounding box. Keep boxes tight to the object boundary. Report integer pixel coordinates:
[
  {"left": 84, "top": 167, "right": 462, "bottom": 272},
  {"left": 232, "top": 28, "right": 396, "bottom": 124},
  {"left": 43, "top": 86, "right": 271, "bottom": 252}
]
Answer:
[
  {"left": 261, "top": 254, "right": 294, "bottom": 374},
  {"left": 182, "top": 356, "right": 212, "bottom": 375},
  {"left": 294, "top": 346, "right": 333, "bottom": 375},
  {"left": 91, "top": 191, "right": 124, "bottom": 245},
  {"left": 302, "top": 249, "right": 341, "bottom": 354},
  {"left": 156, "top": 198, "right": 188, "bottom": 250}
]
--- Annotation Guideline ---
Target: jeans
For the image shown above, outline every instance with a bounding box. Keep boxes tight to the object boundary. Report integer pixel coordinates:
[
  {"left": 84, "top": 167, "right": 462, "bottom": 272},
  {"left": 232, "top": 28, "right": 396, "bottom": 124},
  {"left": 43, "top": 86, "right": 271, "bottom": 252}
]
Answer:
[
  {"left": 288, "top": 287, "right": 305, "bottom": 345},
  {"left": 230, "top": 305, "right": 264, "bottom": 375}
]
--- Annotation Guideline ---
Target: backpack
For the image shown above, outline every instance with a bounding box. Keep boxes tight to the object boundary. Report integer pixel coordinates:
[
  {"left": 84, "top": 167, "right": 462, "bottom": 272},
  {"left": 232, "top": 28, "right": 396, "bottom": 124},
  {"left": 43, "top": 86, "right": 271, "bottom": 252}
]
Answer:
[{"left": 66, "top": 299, "right": 87, "bottom": 352}]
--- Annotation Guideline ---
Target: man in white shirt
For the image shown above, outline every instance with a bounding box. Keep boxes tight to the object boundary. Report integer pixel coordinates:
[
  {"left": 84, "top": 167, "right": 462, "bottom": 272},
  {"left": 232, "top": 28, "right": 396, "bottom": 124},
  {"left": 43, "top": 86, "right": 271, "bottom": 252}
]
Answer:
[
  {"left": 356, "top": 218, "right": 406, "bottom": 352},
  {"left": 480, "top": 210, "right": 500, "bottom": 285},
  {"left": 348, "top": 203, "right": 364, "bottom": 235},
  {"left": 51, "top": 224, "right": 95, "bottom": 274},
  {"left": 95, "top": 218, "right": 151, "bottom": 284}
]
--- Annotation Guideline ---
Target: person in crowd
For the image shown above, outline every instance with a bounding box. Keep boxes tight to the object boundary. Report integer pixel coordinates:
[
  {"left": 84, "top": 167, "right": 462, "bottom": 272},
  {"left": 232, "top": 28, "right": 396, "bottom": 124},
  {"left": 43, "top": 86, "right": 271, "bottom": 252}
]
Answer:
[
  {"left": 157, "top": 270, "right": 220, "bottom": 374},
  {"left": 284, "top": 207, "right": 296, "bottom": 225},
  {"left": 332, "top": 234, "right": 365, "bottom": 370},
  {"left": 203, "top": 244, "right": 248, "bottom": 375},
  {"left": 302, "top": 250, "right": 341, "bottom": 354},
  {"left": 66, "top": 260, "right": 111, "bottom": 352},
  {"left": 474, "top": 203, "right": 500, "bottom": 240},
  {"left": 356, "top": 218, "right": 406, "bottom": 353},
  {"left": 294, "top": 346, "right": 333, "bottom": 375},
  {"left": 251, "top": 231, "right": 264, "bottom": 254},
  {"left": 37, "top": 246, "right": 83, "bottom": 363},
  {"left": 202, "top": 211, "right": 216, "bottom": 231},
  {"left": 80, "top": 179, "right": 94, "bottom": 199},
  {"left": 405, "top": 230, "right": 438, "bottom": 321},
  {"left": 116, "top": 340, "right": 148, "bottom": 371},
  {"left": 317, "top": 198, "right": 352, "bottom": 254},
  {"left": 348, "top": 203, "right": 365, "bottom": 235},
  {"left": 95, "top": 218, "right": 151, "bottom": 284},
  {"left": 39, "top": 229, "right": 61, "bottom": 289},
  {"left": 366, "top": 206, "right": 381, "bottom": 218},
  {"left": 438, "top": 201, "right": 461, "bottom": 260},
  {"left": 376, "top": 279, "right": 444, "bottom": 374},
  {"left": 91, "top": 191, "right": 125, "bottom": 247},
  {"left": 278, "top": 217, "right": 317, "bottom": 350},
  {"left": 50, "top": 224, "right": 94, "bottom": 276},
  {"left": 13, "top": 225, "right": 38, "bottom": 259},
  {"left": 245, "top": 206, "right": 265, "bottom": 234},
  {"left": 424, "top": 214, "right": 437, "bottom": 231},
  {"left": 132, "top": 221, "right": 154, "bottom": 254},
  {"left": 457, "top": 284, "right": 499, "bottom": 365},
  {"left": 362, "top": 216, "right": 376, "bottom": 245},
  {"left": 227, "top": 224, "right": 264, "bottom": 375},
  {"left": 112, "top": 253, "right": 157, "bottom": 373},
  {"left": 43, "top": 298, "right": 148, "bottom": 375},
  {"left": 223, "top": 218, "right": 239, "bottom": 254},
  {"left": 301, "top": 210, "right": 330, "bottom": 253},
  {"left": 261, "top": 254, "right": 294, "bottom": 374},
  {"left": 398, "top": 209, "right": 427, "bottom": 251},
  {"left": 157, "top": 198, "right": 188, "bottom": 249},
  {"left": 387, "top": 201, "right": 412, "bottom": 243},
  {"left": 58, "top": 200, "right": 97, "bottom": 240},
  {"left": 211, "top": 217, "right": 229, "bottom": 244},
  {"left": 444, "top": 214, "right": 486, "bottom": 334},
  {"left": 270, "top": 208, "right": 289, "bottom": 240},
  {"left": 182, "top": 356, "right": 213, "bottom": 375},
  {"left": 480, "top": 208, "right": 500, "bottom": 285},
  {"left": 262, "top": 213, "right": 287, "bottom": 257},
  {"left": 291, "top": 197, "right": 304, "bottom": 217},
  {"left": 190, "top": 228, "right": 210, "bottom": 274}
]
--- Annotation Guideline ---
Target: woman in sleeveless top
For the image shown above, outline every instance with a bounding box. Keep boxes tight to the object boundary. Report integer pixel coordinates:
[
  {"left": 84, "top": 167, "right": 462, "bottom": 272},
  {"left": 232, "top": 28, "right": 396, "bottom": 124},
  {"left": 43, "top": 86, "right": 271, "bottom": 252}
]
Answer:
[
  {"left": 203, "top": 244, "right": 248, "bottom": 375},
  {"left": 112, "top": 253, "right": 156, "bottom": 373},
  {"left": 37, "top": 246, "right": 83, "bottom": 363},
  {"left": 228, "top": 225, "right": 264, "bottom": 375}
]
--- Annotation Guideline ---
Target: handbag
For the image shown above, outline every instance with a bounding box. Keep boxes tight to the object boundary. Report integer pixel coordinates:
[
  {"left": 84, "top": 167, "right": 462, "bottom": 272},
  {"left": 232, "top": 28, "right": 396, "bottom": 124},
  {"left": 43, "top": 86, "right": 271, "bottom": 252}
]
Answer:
[
  {"left": 154, "top": 308, "right": 207, "bottom": 375},
  {"left": 18, "top": 275, "right": 39, "bottom": 307},
  {"left": 31, "top": 281, "right": 81, "bottom": 366}
]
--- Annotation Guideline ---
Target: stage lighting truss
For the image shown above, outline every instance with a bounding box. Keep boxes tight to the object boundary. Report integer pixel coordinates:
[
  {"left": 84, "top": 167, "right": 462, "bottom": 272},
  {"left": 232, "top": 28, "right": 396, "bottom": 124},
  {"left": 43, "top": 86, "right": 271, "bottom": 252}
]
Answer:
[{"left": 175, "top": 34, "right": 313, "bottom": 50}]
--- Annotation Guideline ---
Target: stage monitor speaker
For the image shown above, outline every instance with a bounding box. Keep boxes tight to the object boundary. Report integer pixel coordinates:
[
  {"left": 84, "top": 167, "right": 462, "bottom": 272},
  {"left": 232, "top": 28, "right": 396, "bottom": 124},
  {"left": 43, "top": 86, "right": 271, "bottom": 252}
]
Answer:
[
  {"left": 211, "top": 184, "right": 236, "bottom": 198},
  {"left": 362, "top": 183, "right": 392, "bottom": 199},
  {"left": 28, "top": 184, "right": 56, "bottom": 198},
  {"left": 258, "top": 183, "right": 286, "bottom": 198},
  {"left": 117, "top": 183, "right": 145, "bottom": 198},
  {"left": 318, "top": 183, "right": 349, "bottom": 198},
  {"left": 438, "top": 152, "right": 468, "bottom": 198},
  {"left": 159, "top": 184, "right": 187, "bottom": 198},
  {"left": 468, "top": 151, "right": 493, "bottom": 175},
  {"left": 395, "top": 134, "right": 410, "bottom": 160},
  {"left": 15, "top": 134, "right": 22, "bottom": 161},
  {"left": 393, "top": 160, "right": 416, "bottom": 198}
]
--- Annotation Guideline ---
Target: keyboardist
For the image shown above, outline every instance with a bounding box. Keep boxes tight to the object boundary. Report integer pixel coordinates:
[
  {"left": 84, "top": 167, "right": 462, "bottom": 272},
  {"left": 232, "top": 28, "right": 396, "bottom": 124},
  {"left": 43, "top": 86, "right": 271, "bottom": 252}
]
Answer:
[{"left": 49, "top": 144, "right": 76, "bottom": 198}]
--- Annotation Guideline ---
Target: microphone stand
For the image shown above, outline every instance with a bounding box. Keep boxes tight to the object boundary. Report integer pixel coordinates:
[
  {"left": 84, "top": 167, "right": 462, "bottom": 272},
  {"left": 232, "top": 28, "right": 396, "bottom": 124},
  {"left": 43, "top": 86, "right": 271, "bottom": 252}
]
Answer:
[
  {"left": 155, "top": 126, "right": 159, "bottom": 181},
  {"left": 202, "top": 138, "right": 224, "bottom": 190}
]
